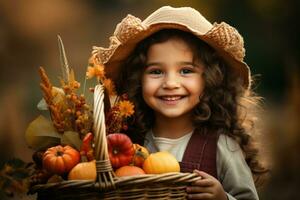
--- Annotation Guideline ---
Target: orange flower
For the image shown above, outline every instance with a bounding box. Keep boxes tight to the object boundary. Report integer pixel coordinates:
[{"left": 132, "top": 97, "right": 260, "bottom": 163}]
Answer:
[
  {"left": 86, "top": 55, "right": 105, "bottom": 80},
  {"left": 94, "top": 64, "right": 105, "bottom": 79},
  {"left": 103, "top": 79, "right": 116, "bottom": 96},
  {"left": 86, "top": 66, "right": 95, "bottom": 79},
  {"left": 118, "top": 100, "right": 134, "bottom": 117}
]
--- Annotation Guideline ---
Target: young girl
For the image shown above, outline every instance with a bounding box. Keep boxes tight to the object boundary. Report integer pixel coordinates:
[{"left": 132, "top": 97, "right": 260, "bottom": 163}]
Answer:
[{"left": 93, "top": 6, "right": 268, "bottom": 200}]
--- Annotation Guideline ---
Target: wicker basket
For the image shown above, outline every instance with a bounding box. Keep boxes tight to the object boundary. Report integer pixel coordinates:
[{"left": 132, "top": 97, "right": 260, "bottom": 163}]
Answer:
[{"left": 29, "top": 84, "right": 200, "bottom": 199}]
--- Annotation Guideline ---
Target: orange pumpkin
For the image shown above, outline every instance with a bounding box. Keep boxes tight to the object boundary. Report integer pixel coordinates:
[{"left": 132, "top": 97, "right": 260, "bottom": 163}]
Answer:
[
  {"left": 115, "top": 165, "right": 145, "bottom": 177},
  {"left": 132, "top": 144, "right": 149, "bottom": 167},
  {"left": 68, "top": 160, "right": 96, "bottom": 180},
  {"left": 143, "top": 151, "right": 180, "bottom": 174},
  {"left": 43, "top": 145, "right": 80, "bottom": 175}
]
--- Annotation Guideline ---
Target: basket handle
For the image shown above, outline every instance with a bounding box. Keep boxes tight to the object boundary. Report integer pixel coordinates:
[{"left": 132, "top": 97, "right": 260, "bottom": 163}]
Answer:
[{"left": 93, "top": 84, "right": 115, "bottom": 190}]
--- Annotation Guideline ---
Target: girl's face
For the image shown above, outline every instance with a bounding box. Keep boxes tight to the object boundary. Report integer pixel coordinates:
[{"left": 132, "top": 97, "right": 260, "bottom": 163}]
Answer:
[{"left": 142, "top": 37, "right": 205, "bottom": 120}]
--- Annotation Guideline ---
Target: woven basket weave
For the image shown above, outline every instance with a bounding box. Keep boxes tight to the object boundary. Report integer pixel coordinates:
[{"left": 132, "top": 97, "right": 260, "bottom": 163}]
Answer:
[{"left": 29, "top": 84, "right": 200, "bottom": 199}]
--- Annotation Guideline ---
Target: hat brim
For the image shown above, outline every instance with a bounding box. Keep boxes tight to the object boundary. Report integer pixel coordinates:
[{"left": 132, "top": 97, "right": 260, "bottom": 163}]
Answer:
[{"left": 100, "top": 23, "right": 250, "bottom": 89}]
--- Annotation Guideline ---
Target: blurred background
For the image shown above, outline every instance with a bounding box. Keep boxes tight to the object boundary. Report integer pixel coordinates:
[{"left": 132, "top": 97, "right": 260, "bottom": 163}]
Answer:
[{"left": 0, "top": 0, "right": 299, "bottom": 199}]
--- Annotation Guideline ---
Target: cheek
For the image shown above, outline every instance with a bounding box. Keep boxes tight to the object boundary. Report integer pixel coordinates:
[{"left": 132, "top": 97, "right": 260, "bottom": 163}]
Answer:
[
  {"left": 197, "top": 81, "right": 205, "bottom": 96},
  {"left": 186, "top": 78, "right": 205, "bottom": 96},
  {"left": 142, "top": 76, "right": 159, "bottom": 93},
  {"left": 141, "top": 77, "right": 155, "bottom": 100}
]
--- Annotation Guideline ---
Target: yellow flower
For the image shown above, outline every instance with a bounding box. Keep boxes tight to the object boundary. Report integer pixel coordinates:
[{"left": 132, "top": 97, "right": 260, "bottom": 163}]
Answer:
[
  {"left": 118, "top": 100, "right": 134, "bottom": 117},
  {"left": 103, "top": 78, "right": 116, "bottom": 96}
]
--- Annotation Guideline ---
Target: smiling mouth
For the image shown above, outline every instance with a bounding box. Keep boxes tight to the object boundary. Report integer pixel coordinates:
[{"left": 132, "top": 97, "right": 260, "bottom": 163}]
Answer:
[{"left": 159, "top": 95, "right": 186, "bottom": 101}]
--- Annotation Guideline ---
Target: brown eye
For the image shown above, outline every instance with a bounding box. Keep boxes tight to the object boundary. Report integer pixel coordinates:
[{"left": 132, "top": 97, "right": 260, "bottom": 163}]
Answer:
[
  {"left": 180, "top": 68, "right": 194, "bottom": 75},
  {"left": 149, "top": 69, "right": 162, "bottom": 75}
]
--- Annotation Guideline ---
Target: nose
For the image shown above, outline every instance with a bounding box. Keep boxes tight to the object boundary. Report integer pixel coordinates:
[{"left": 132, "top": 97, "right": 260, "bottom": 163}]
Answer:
[{"left": 162, "top": 73, "right": 180, "bottom": 89}]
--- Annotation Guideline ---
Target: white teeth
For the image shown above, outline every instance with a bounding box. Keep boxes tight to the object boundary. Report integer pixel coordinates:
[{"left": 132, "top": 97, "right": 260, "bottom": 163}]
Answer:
[{"left": 161, "top": 96, "right": 182, "bottom": 101}]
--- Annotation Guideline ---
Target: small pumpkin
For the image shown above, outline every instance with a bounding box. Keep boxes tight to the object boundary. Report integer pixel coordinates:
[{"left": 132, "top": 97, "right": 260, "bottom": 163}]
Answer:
[
  {"left": 43, "top": 145, "right": 80, "bottom": 175},
  {"left": 115, "top": 165, "right": 145, "bottom": 177},
  {"left": 107, "top": 133, "right": 134, "bottom": 169},
  {"left": 132, "top": 144, "right": 149, "bottom": 167},
  {"left": 143, "top": 151, "right": 180, "bottom": 174},
  {"left": 68, "top": 160, "right": 96, "bottom": 181}
]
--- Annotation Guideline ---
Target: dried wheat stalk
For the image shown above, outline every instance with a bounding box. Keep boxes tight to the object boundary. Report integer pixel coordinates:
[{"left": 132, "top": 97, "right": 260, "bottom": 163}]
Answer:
[{"left": 39, "top": 67, "right": 64, "bottom": 133}]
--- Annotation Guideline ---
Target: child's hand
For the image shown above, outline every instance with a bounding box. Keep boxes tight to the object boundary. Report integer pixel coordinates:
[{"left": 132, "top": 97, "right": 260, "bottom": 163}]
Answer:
[{"left": 186, "top": 170, "right": 227, "bottom": 200}]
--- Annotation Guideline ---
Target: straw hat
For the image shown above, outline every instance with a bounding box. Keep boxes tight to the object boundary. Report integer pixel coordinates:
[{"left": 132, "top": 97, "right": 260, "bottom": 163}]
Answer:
[{"left": 92, "top": 6, "right": 251, "bottom": 89}]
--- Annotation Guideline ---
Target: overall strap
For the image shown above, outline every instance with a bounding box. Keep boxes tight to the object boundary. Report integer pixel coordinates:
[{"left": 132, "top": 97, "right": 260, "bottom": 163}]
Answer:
[{"left": 179, "top": 129, "right": 219, "bottom": 179}]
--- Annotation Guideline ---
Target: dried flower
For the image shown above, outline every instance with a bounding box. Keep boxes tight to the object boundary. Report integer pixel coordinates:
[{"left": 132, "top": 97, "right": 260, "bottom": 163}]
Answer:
[
  {"left": 103, "top": 78, "right": 116, "bottom": 96},
  {"left": 94, "top": 64, "right": 105, "bottom": 78},
  {"left": 118, "top": 100, "right": 135, "bottom": 117},
  {"left": 86, "top": 65, "right": 105, "bottom": 80},
  {"left": 67, "top": 70, "right": 80, "bottom": 90},
  {"left": 86, "top": 56, "right": 105, "bottom": 80},
  {"left": 86, "top": 66, "right": 95, "bottom": 79},
  {"left": 85, "top": 55, "right": 135, "bottom": 134}
]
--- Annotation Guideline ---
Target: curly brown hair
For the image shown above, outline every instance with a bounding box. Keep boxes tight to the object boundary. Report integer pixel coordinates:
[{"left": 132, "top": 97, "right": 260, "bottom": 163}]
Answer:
[{"left": 116, "top": 29, "right": 268, "bottom": 185}]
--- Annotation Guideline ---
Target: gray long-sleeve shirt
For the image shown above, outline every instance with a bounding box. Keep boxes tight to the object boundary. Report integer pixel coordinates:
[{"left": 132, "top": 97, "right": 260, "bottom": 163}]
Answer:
[{"left": 217, "top": 134, "right": 258, "bottom": 200}]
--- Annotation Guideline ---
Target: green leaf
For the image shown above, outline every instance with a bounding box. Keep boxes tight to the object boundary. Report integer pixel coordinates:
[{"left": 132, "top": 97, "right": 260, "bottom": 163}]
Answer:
[
  {"left": 61, "top": 131, "right": 82, "bottom": 151},
  {"left": 25, "top": 115, "right": 62, "bottom": 150}
]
